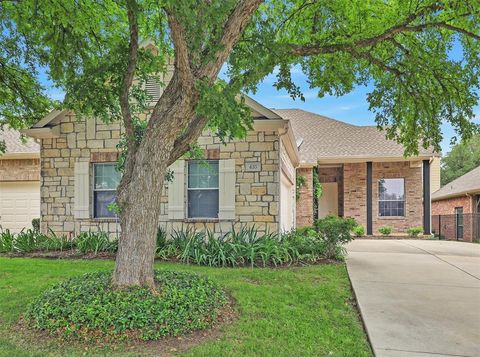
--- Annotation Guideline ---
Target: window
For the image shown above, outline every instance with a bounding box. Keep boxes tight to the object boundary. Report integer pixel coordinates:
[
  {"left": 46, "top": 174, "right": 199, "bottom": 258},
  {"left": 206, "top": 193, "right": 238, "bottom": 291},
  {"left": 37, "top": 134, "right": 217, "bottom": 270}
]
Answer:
[
  {"left": 187, "top": 160, "right": 219, "bottom": 218},
  {"left": 455, "top": 207, "right": 464, "bottom": 240},
  {"left": 378, "top": 178, "right": 405, "bottom": 217},
  {"left": 93, "top": 163, "right": 121, "bottom": 218}
]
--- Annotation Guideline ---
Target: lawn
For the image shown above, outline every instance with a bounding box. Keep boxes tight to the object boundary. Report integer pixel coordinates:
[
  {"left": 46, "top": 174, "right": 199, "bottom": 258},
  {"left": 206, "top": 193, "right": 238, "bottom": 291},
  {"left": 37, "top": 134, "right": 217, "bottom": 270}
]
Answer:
[{"left": 0, "top": 257, "right": 372, "bottom": 357}]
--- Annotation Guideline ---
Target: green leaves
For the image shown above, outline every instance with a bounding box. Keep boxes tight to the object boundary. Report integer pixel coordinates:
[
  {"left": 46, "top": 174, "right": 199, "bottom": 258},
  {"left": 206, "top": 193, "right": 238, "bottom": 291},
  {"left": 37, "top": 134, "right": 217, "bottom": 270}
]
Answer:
[{"left": 440, "top": 134, "right": 480, "bottom": 185}]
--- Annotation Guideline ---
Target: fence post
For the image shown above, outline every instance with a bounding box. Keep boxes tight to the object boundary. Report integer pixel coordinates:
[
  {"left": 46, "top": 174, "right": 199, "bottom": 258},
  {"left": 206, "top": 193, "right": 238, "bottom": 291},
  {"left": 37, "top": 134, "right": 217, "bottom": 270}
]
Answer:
[{"left": 439, "top": 215, "right": 441, "bottom": 240}]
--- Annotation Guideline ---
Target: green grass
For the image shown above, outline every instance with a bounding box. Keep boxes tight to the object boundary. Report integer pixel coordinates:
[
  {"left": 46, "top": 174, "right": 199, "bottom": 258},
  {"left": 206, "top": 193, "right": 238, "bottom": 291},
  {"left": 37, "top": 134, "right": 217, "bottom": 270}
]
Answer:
[{"left": 0, "top": 257, "right": 372, "bottom": 357}]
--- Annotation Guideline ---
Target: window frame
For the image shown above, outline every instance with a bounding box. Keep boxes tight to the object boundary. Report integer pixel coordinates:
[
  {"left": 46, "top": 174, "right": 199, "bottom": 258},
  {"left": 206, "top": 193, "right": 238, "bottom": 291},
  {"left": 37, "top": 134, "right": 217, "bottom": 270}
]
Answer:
[
  {"left": 187, "top": 160, "right": 219, "bottom": 219},
  {"left": 455, "top": 207, "right": 464, "bottom": 240},
  {"left": 92, "top": 162, "right": 121, "bottom": 219},
  {"left": 378, "top": 178, "right": 406, "bottom": 218}
]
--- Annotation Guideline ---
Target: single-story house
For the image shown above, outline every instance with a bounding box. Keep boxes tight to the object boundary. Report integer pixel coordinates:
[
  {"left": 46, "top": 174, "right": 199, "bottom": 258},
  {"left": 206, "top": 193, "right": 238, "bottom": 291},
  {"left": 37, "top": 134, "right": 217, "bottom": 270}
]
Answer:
[
  {"left": 22, "top": 68, "right": 440, "bottom": 238},
  {"left": 431, "top": 166, "right": 480, "bottom": 242},
  {"left": 0, "top": 127, "right": 41, "bottom": 232}
]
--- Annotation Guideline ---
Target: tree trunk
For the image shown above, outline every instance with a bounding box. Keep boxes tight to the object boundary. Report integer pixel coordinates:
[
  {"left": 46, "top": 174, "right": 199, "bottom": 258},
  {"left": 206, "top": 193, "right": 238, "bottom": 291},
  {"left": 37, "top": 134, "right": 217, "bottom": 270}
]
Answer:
[{"left": 112, "top": 76, "right": 195, "bottom": 288}]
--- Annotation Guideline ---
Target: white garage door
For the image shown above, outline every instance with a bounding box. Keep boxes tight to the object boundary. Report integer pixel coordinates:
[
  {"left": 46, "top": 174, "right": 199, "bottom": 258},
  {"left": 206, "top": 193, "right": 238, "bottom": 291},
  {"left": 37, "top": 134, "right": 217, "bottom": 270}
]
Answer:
[{"left": 0, "top": 181, "right": 40, "bottom": 233}]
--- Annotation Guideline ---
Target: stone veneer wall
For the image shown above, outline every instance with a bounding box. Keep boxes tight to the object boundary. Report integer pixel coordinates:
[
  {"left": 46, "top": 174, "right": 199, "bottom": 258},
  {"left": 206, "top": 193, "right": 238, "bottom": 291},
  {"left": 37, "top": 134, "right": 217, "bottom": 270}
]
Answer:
[
  {"left": 296, "top": 167, "right": 314, "bottom": 227},
  {"left": 40, "top": 114, "right": 281, "bottom": 237},
  {"left": 343, "top": 161, "right": 424, "bottom": 234},
  {"left": 0, "top": 159, "right": 40, "bottom": 181}
]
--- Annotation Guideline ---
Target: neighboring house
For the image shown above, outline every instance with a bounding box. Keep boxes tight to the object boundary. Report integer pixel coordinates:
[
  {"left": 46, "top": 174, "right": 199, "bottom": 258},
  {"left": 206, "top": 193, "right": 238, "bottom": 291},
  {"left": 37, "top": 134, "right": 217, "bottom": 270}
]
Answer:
[
  {"left": 0, "top": 127, "right": 41, "bottom": 232},
  {"left": 279, "top": 109, "right": 440, "bottom": 235},
  {"left": 431, "top": 166, "right": 480, "bottom": 242}
]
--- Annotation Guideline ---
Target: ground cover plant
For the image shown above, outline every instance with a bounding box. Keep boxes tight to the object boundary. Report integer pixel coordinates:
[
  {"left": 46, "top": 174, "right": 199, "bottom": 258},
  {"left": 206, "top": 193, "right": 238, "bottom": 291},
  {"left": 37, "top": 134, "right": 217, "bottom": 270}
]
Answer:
[
  {"left": 0, "top": 257, "right": 372, "bottom": 356},
  {"left": 379, "top": 226, "right": 393, "bottom": 236},
  {"left": 26, "top": 270, "right": 227, "bottom": 341},
  {"left": 407, "top": 227, "right": 424, "bottom": 237}
]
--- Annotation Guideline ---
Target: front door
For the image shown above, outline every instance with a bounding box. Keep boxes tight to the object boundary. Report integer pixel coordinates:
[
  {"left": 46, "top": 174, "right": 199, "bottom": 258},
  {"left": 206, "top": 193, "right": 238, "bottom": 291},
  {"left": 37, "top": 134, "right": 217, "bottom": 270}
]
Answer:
[{"left": 319, "top": 182, "right": 338, "bottom": 218}]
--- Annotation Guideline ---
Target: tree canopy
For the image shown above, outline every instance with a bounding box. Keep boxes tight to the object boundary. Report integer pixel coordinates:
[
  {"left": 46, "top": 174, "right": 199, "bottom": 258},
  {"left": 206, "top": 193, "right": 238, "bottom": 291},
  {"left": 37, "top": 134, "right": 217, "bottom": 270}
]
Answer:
[
  {"left": 441, "top": 134, "right": 480, "bottom": 185},
  {"left": 1, "top": 0, "right": 479, "bottom": 156}
]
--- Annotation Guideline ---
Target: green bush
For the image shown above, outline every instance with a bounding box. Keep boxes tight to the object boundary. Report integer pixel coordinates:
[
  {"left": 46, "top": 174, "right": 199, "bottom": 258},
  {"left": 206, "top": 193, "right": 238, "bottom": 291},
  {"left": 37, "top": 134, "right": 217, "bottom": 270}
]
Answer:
[
  {"left": 74, "top": 231, "right": 117, "bottom": 254},
  {"left": 407, "top": 226, "right": 423, "bottom": 237},
  {"left": 314, "top": 215, "right": 357, "bottom": 259},
  {"left": 31, "top": 218, "right": 40, "bottom": 232},
  {"left": 26, "top": 270, "right": 227, "bottom": 341},
  {"left": 353, "top": 225, "right": 365, "bottom": 237},
  {"left": 378, "top": 225, "right": 392, "bottom": 236},
  {"left": 0, "top": 228, "right": 15, "bottom": 253}
]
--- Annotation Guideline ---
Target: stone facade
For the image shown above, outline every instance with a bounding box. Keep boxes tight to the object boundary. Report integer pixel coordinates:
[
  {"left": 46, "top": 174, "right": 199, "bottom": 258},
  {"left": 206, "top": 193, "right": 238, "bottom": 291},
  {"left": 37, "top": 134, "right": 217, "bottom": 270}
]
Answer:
[
  {"left": 39, "top": 113, "right": 283, "bottom": 237},
  {"left": 0, "top": 159, "right": 40, "bottom": 181}
]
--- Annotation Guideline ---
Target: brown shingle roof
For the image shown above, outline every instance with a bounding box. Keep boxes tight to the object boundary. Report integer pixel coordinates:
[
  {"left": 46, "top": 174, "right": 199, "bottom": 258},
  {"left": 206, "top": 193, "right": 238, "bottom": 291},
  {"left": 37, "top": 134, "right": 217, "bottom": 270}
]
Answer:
[
  {"left": 0, "top": 126, "right": 39, "bottom": 154},
  {"left": 272, "top": 109, "right": 436, "bottom": 164},
  {"left": 432, "top": 166, "right": 480, "bottom": 201}
]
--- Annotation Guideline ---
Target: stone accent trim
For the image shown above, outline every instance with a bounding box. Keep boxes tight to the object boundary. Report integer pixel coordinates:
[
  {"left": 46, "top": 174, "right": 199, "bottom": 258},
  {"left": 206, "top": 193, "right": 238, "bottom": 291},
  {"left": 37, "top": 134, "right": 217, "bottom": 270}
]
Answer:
[{"left": 91, "top": 152, "right": 119, "bottom": 163}]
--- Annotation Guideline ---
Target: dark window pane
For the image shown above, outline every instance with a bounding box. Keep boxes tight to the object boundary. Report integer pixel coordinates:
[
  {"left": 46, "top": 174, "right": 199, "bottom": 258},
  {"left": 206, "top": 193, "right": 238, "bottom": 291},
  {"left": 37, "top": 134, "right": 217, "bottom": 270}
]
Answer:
[
  {"left": 94, "top": 191, "right": 117, "bottom": 218},
  {"left": 188, "top": 189, "right": 219, "bottom": 218}
]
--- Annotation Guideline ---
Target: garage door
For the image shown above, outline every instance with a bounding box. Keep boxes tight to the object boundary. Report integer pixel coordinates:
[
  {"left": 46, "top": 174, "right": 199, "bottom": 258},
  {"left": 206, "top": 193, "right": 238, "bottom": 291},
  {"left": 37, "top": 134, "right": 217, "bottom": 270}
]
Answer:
[{"left": 0, "top": 181, "right": 40, "bottom": 233}]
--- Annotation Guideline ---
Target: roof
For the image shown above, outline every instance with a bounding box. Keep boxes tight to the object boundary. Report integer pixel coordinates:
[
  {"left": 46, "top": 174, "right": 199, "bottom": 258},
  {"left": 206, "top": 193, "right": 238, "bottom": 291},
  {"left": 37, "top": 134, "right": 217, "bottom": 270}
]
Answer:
[
  {"left": 432, "top": 166, "right": 480, "bottom": 201},
  {"left": 0, "top": 126, "right": 39, "bottom": 157},
  {"left": 272, "top": 109, "right": 437, "bottom": 164}
]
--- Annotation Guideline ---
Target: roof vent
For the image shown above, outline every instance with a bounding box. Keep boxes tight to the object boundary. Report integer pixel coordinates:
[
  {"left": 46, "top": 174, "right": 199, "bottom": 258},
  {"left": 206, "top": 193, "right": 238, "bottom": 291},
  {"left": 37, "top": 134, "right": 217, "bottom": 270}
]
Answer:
[{"left": 145, "top": 77, "right": 161, "bottom": 102}]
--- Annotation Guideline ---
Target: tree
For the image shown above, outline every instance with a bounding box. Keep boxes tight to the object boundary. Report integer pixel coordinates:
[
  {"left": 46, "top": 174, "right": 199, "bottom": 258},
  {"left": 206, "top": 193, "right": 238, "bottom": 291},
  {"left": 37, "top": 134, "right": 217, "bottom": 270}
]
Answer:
[
  {"left": 441, "top": 134, "right": 480, "bottom": 185},
  {"left": 1, "top": 0, "right": 479, "bottom": 287}
]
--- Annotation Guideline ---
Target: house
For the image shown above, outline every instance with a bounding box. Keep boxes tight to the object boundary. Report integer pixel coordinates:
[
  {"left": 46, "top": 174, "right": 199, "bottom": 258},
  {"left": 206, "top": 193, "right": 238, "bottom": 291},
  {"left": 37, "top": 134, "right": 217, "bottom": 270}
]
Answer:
[
  {"left": 22, "top": 66, "right": 440, "bottom": 238},
  {"left": 431, "top": 166, "right": 480, "bottom": 242},
  {"left": 23, "top": 103, "right": 439, "bottom": 238},
  {"left": 0, "top": 127, "right": 41, "bottom": 232},
  {"left": 277, "top": 109, "right": 441, "bottom": 235}
]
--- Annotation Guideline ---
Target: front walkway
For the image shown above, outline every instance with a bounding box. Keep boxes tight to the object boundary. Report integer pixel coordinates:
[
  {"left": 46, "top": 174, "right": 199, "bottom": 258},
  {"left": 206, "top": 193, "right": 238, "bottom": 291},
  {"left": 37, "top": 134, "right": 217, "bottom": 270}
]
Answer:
[{"left": 346, "top": 239, "right": 480, "bottom": 357}]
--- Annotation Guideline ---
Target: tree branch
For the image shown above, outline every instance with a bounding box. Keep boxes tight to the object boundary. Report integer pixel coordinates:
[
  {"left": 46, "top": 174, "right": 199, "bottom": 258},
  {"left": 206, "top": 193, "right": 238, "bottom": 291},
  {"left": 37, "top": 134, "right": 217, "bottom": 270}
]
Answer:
[
  {"left": 288, "top": 3, "right": 479, "bottom": 57},
  {"left": 200, "top": 0, "right": 263, "bottom": 79},
  {"left": 119, "top": 0, "right": 139, "bottom": 153},
  {"left": 168, "top": 114, "right": 209, "bottom": 165}
]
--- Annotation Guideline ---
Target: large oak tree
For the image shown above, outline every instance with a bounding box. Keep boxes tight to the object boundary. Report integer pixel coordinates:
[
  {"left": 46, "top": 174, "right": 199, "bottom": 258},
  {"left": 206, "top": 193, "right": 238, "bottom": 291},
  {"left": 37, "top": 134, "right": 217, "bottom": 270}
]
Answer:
[{"left": 1, "top": 0, "right": 479, "bottom": 287}]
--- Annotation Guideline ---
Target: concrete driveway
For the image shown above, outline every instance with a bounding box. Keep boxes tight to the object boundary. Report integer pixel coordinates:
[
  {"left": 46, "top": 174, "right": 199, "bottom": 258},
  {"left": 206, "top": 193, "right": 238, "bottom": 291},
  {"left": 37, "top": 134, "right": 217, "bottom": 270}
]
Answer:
[{"left": 346, "top": 239, "right": 480, "bottom": 357}]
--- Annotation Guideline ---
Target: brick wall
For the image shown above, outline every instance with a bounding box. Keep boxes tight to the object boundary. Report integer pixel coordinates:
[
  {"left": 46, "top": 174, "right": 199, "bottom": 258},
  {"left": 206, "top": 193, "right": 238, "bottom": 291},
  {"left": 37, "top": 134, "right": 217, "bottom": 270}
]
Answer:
[
  {"left": 432, "top": 196, "right": 474, "bottom": 215},
  {"left": 0, "top": 159, "right": 40, "bottom": 181},
  {"left": 344, "top": 161, "right": 424, "bottom": 234},
  {"left": 40, "top": 114, "right": 282, "bottom": 237},
  {"left": 296, "top": 167, "right": 313, "bottom": 227}
]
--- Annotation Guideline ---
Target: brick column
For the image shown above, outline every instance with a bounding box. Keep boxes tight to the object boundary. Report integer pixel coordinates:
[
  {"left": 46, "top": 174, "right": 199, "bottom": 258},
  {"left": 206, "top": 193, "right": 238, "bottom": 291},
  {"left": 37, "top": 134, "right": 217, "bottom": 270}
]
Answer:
[{"left": 296, "top": 167, "right": 314, "bottom": 227}]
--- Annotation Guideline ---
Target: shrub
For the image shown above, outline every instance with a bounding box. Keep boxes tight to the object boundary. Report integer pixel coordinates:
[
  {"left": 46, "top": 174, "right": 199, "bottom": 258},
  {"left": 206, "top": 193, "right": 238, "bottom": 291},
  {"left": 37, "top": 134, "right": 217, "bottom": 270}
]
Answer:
[
  {"left": 314, "top": 215, "right": 357, "bottom": 260},
  {"left": 353, "top": 225, "right": 365, "bottom": 237},
  {"left": 155, "top": 225, "right": 328, "bottom": 267},
  {"left": 74, "top": 231, "right": 117, "bottom": 254},
  {"left": 26, "top": 270, "right": 227, "bottom": 341},
  {"left": 407, "top": 226, "right": 423, "bottom": 237},
  {"left": 378, "top": 226, "right": 392, "bottom": 236},
  {"left": 31, "top": 218, "right": 40, "bottom": 232},
  {"left": 0, "top": 228, "right": 15, "bottom": 253}
]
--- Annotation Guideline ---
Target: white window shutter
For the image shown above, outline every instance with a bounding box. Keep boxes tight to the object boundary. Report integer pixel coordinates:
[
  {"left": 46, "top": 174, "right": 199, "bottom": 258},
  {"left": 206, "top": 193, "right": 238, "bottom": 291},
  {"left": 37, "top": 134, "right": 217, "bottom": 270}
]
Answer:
[
  {"left": 168, "top": 160, "right": 185, "bottom": 219},
  {"left": 74, "top": 161, "right": 90, "bottom": 218},
  {"left": 219, "top": 159, "right": 236, "bottom": 220}
]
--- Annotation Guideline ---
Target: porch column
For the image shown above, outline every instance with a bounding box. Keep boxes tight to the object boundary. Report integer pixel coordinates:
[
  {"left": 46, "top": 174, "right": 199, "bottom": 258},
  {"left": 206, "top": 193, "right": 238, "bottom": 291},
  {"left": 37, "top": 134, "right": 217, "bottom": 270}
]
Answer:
[
  {"left": 366, "top": 161, "right": 373, "bottom": 235},
  {"left": 423, "top": 160, "right": 431, "bottom": 234}
]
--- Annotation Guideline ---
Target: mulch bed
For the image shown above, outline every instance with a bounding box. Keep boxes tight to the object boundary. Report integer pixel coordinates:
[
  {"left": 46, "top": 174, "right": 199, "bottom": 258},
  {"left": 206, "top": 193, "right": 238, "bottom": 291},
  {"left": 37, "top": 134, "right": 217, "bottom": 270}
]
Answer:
[{"left": 356, "top": 235, "right": 432, "bottom": 240}]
